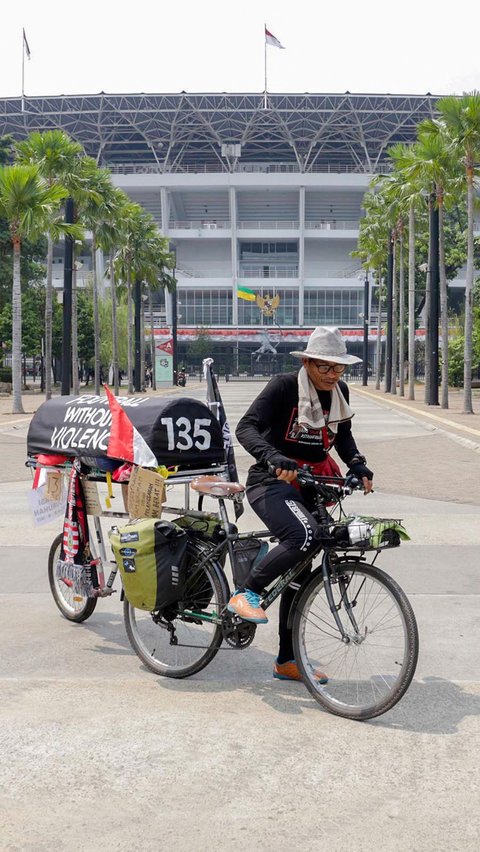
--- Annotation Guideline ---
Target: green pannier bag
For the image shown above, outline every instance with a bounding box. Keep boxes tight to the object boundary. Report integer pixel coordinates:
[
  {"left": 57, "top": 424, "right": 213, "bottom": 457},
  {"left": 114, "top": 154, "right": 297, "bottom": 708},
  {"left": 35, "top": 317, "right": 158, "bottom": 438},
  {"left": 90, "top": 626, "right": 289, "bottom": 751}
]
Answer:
[{"left": 109, "top": 518, "right": 188, "bottom": 611}]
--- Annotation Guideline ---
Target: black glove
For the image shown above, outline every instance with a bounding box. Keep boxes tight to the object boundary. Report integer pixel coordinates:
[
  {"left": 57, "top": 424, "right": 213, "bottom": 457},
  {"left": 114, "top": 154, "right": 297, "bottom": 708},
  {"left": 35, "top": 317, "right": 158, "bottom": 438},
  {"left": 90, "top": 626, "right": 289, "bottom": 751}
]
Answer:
[
  {"left": 348, "top": 460, "right": 374, "bottom": 482},
  {"left": 266, "top": 454, "right": 298, "bottom": 476}
]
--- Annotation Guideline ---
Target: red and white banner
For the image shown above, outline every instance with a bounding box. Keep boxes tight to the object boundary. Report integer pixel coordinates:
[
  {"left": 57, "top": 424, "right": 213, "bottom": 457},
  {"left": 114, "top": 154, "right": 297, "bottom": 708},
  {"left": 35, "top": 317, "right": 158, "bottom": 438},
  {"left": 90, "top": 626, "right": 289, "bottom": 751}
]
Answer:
[
  {"left": 104, "top": 385, "right": 158, "bottom": 468},
  {"left": 265, "top": 27, "right": 285, "bottom": 49}
]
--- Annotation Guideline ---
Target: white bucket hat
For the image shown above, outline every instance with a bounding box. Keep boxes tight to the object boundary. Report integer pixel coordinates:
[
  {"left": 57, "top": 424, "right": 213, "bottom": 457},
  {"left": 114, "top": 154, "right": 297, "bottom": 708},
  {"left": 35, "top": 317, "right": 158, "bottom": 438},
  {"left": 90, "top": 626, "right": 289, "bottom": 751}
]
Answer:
[{"left": 290, "top": 326, "right": 362, "bottom": 365}]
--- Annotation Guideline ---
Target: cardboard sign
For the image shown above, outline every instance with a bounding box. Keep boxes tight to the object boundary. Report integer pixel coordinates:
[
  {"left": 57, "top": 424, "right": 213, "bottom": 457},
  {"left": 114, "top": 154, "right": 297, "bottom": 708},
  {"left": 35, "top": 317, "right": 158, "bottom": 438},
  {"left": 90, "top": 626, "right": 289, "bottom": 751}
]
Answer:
[
  {"left": 45, "top": 471, "right": 64, "bottom": 502},
  {"left": 82, "top": 480, "right": 103, "bottom": 516},
  {"left": 28, "top": 485, "right": 66, "bottom": 526},
  {"left": 127, "top": 466, "right": 165, "bottom": 519}
]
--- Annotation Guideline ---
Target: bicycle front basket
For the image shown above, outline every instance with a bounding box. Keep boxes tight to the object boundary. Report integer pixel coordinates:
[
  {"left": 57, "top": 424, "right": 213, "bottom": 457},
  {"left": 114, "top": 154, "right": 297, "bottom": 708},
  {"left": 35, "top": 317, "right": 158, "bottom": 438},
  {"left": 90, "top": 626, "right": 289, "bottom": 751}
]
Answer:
[{"left": 334, "top": 517, "right": 410, "bottom": 551}]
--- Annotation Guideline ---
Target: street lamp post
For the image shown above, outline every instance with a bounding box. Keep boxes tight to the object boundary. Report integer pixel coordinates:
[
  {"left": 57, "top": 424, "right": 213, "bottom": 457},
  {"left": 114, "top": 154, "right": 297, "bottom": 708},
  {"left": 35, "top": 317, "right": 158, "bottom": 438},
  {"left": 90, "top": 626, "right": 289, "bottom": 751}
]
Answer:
[
  {"left": 134, "top": 279, "right": 142, "bottom": 392},
  {"left": 385, "top": 238, "right": 394, "bottom": 393},
  {"left": 169, "top": 246, "right": 177, "bottom": 386},
  {"left": 429, "top": 200, "right": 440, "bottom": 406},
  {"left": 362, "top": 270, "right": 369, "bottom": 386}
]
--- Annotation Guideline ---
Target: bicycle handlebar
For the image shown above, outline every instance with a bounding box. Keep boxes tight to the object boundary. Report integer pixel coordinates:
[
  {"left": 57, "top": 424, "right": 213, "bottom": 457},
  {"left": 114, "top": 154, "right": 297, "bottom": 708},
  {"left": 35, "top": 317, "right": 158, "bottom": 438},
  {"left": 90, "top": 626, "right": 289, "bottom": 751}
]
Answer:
[{"left": 267, "top": 461, "right": 362, "bottom": 502}]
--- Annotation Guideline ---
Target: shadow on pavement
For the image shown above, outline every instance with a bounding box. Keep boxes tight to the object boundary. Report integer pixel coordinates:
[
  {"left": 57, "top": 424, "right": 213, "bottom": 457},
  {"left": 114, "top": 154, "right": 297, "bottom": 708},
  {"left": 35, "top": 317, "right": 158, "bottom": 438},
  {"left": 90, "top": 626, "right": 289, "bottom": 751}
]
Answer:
[{"left": 79, "top": 614, "right": 480, "bottom": 735}]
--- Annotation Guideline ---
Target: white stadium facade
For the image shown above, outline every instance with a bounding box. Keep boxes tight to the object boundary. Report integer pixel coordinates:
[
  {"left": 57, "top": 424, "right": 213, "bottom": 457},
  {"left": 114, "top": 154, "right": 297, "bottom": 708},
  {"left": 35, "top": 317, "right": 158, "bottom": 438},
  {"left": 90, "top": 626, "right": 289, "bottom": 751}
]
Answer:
[{"left": 0, "top": 91, "right": 441, "bottom": 371}]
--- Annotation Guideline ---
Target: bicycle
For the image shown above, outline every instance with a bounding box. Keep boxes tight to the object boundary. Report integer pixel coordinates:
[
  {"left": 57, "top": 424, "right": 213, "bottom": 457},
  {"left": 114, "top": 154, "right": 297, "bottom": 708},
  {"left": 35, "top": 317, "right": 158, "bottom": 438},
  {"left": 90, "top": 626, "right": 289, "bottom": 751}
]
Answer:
[{"left": 48, "top": 466, "right": 419, "bottom": 721}]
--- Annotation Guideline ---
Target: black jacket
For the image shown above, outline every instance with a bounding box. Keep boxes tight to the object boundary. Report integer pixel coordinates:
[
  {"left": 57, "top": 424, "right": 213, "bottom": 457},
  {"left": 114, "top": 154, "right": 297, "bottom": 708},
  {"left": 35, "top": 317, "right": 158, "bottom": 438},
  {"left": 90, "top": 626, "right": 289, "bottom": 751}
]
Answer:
[{"left": 236, "top": 372, "right": 359, "bottom": 487}]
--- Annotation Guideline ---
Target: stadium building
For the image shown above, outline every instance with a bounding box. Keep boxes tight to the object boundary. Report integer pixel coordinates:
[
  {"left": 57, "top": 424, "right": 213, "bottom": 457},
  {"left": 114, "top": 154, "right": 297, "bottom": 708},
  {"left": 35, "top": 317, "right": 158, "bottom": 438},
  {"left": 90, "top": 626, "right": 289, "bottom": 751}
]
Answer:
[{"left": 0, "top": 92, "right": 442, "bottom": 370}]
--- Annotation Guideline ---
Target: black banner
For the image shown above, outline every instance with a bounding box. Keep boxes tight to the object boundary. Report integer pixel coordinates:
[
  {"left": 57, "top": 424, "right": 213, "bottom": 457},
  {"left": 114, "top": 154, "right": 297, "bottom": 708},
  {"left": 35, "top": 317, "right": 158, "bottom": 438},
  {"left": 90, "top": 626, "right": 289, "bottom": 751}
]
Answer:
[{"left": 27, "top": 393, "right": 225, "bottom": 468}]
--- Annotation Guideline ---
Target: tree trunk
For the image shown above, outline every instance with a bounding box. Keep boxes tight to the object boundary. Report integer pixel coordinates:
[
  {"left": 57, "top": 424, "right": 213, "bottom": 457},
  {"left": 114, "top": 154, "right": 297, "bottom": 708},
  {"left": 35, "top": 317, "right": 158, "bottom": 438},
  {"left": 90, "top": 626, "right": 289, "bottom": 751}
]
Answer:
[
  {"left": 140, "top": 293, "right": 146, "bottom": 390},
  {"left": 45, "top": 234, "right": 54, "bottom": 400},
  {"left": 407, "top": 203, "right": 416, "bottom": 400},
  {"left": 110, "top": 251, "right": 119, "bottom": 395},
  {"left": 92, "top": 235, "right": 101, "bottom": 396},
  {"left": 463, "top": 171, "right": 474, "bottom": 413},
  {"left": 127, "top": 268, "right": 133, "bottom": 393},
  {"left": 375, "top": 271, "right": 383, "bottom": 390},
  {"left": 391, "top": 238, "right": 398, "bottom": 395},
  {"left": 71, "top": 248, "right": 80, "bottom": 395},
  {"left": 438, "top": 201, "right": 449, "bottom": 409},
  {"left": 148, "top": 285, "right": 156, "bottom": 390},
  {"left": 399, "top": 230, "right": 405, "bottom": 397},
  {"left": 11, "top": 237, "right": 25, "bottom": 414}
]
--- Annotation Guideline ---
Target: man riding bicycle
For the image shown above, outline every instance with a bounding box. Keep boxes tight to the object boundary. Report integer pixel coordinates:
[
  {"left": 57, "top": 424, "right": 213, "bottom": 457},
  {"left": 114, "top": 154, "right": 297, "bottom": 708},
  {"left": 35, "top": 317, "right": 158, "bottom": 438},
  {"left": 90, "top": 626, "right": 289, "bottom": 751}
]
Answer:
[{"left": 228, "top": 326, "right": 373, "bottom": 681}]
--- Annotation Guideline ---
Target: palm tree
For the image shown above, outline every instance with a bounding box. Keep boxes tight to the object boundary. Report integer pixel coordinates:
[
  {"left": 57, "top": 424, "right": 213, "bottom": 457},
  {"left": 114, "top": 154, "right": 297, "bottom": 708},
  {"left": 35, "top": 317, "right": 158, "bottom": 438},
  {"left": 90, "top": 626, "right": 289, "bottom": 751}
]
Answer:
[
  {"left": 405, "top": 122, "right": 462, "bottom": 408},
  {"left": 75, "top": 162, "right": 119, "bottom": 395},
  {"left": 354, "top": 190, "right": 390, "bottom": 385},
  {"left": 0, "top": 164, "right": 68, "bottom": 413},
  {"left": 15, "top": 131, "right": 84, "bottom": 399},
  {"left": 436, "top": 92, "right": 480, "bottom": 414},
  {"left": 96, "top": 187, "right": 132, "bottom": 395},
  {"left": 113, "top": 206, "right": 175, "bottom": 393}
]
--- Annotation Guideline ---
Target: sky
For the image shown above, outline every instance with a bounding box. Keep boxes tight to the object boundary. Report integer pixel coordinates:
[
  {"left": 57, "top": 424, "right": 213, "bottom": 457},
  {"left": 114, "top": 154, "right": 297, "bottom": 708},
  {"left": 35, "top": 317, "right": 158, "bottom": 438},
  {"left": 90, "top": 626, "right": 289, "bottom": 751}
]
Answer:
[{"left": 1, "top": 0, "right": 479, "bottom": 99}]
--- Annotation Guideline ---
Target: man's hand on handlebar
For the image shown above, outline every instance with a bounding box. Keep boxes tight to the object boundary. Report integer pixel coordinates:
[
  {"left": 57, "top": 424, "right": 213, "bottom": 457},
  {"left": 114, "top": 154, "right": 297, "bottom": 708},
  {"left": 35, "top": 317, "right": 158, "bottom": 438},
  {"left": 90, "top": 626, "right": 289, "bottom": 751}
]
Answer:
[
  {"left": 348, "top": 458, "right": 374, "bottom": 495},
  {"left": 361, "top": 476, "right": 374, "bottom": 495},
  {"left": 267, "top": 455, "right": 298, "bottom": 483}
]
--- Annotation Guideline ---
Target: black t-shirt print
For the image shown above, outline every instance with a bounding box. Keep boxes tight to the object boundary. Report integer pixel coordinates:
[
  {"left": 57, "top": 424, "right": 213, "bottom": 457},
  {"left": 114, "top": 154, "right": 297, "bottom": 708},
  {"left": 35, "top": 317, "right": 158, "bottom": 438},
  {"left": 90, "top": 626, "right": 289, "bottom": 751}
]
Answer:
[{"left": 285, "top": 407, "right": 331, "bottom": 448}]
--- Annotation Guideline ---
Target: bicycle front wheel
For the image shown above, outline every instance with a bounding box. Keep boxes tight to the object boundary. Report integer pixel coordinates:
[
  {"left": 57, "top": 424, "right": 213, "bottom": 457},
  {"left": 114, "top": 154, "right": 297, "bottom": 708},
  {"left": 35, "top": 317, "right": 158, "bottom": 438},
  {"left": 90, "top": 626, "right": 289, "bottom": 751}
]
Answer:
[
  {"left": 293, "top": 560, "right": 418, "bottom": 720},
  {"left": 124, "top": 540, "right": 227, "bottom": 678},
  {"left": 48, "top": 533, "right": 97, "bottom": 623}
]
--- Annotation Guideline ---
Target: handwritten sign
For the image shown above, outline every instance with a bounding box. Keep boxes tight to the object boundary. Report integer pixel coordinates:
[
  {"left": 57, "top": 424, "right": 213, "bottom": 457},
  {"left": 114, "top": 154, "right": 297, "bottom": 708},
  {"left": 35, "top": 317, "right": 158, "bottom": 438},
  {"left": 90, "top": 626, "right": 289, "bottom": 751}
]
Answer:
[{"left": 28, "top": 485, "right": 66, "bottom": 526}]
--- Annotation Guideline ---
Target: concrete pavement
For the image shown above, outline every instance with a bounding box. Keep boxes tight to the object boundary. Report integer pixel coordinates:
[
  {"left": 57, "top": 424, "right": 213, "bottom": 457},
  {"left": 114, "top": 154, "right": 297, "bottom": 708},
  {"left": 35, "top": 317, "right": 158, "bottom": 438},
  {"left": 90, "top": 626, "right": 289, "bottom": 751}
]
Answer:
[{"left": 1, "top": 380, "right": 480, "bottom": 851}]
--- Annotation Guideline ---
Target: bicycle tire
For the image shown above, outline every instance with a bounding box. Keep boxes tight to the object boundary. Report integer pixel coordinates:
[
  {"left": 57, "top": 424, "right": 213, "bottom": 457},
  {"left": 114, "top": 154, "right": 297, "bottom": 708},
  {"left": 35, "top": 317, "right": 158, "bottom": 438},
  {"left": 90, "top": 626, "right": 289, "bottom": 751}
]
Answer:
[
  {"left": 292, "top": 559, "right": 418, "bottom": 721},
  {"left": 48, "top": 533, "right": 98, "bottom": 623},
  {"left": 124, "top": 539, "right": 227, "bottom": 678}
]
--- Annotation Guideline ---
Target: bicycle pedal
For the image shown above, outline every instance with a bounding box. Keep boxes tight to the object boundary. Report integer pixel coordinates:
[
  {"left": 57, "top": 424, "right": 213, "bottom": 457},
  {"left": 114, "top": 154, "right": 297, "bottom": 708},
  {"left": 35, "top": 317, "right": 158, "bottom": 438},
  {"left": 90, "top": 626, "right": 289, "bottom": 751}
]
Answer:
[{"left": 94, "top": 587, "right": 117, "bottom": 598}]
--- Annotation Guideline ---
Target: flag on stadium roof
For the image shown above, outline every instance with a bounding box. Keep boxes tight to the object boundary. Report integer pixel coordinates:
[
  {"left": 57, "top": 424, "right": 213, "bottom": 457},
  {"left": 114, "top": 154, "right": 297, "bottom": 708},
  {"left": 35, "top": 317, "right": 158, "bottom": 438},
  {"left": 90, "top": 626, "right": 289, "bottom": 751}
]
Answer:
[{"left": 265, "top": 27, "right": 285, "bottom": 49}]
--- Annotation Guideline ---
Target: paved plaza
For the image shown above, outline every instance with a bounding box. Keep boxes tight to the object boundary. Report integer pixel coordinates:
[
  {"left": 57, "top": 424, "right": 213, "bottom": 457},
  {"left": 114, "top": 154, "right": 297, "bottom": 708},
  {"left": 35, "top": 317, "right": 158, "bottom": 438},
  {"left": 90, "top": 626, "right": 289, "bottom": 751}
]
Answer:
[{"left": 1, "top": 380, "right": 480, "bottom": 851}]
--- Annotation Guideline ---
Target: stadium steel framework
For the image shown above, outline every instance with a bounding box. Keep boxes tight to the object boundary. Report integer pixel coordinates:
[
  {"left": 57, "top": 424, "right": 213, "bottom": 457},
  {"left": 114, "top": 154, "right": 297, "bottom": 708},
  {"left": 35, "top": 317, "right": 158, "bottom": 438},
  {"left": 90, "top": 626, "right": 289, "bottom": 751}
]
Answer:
[{"left": 0, "top": 91, "right": 438, "bottom": 171}]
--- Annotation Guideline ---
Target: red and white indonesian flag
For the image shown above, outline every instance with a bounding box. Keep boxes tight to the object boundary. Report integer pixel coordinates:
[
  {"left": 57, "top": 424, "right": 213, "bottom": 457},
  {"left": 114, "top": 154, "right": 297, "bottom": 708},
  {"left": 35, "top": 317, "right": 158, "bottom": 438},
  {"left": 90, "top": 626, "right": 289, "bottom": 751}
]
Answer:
[
  {"left": 104, "top": 385, "right": 158, "bottom": 468},
  {"left": 265, "top": 27, "right": 285, "bottom": 49}
]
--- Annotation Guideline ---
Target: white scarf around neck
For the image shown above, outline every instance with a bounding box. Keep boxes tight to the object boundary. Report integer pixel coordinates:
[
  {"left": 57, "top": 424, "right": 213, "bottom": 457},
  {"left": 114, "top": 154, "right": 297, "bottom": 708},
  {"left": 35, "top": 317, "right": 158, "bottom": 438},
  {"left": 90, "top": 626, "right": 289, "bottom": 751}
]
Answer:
[{"left": 297, "top": 365, "right": 354, "bottom": 435}]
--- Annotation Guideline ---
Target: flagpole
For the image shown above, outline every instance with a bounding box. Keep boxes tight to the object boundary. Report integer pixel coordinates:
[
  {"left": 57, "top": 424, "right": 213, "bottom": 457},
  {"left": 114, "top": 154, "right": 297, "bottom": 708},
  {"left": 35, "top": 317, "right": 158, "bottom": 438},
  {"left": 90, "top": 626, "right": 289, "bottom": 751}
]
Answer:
[
  {"left": 264, "top": 23, "right": 268, "bottom": 110},
  {"left": 21, "top": 30, "right": 25, "bottom": 112}
]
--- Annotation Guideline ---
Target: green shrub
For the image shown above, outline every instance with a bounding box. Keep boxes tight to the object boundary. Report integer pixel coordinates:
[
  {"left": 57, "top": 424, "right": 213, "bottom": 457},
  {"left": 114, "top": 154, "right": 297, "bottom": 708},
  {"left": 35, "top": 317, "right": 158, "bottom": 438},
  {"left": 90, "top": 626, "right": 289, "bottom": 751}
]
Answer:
[
  {"left": 0, "top": 368, "right": 12, "bottom": 383},
  {"left": 448, "top": 333, "right": 480, "bottom": 387}
]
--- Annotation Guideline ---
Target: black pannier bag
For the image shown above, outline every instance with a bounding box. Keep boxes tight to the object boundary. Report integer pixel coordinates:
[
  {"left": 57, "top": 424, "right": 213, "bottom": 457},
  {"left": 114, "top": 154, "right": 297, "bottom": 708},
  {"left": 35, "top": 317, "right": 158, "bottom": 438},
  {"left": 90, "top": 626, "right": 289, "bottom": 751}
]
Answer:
[
  {"left": 232, "top": 538, "right": 269, "bottom": 588},
  {"left": 109, "top": 519, "right": 188, "bottom": 611}
]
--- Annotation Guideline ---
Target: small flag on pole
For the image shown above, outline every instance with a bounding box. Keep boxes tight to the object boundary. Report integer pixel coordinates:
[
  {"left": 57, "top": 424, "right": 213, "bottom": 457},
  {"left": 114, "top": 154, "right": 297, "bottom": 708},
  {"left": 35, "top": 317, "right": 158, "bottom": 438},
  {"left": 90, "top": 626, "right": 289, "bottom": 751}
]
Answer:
[
  {"left": 265, "top": 27, "right": 285, "bottom": 49},
  {"left": 237, "top": 285, "right": 256, "bottom": 302},
  {"left": 23, "top": 29, "right": 31, "bottom": 59}
]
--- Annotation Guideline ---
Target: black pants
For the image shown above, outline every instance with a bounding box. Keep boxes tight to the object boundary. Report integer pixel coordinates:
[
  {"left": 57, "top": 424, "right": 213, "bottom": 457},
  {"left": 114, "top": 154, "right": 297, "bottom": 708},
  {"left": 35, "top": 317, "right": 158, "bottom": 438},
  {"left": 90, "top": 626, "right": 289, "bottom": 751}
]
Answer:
[{"left": 244, "top": 482, "right": 321, "bottom": 663}]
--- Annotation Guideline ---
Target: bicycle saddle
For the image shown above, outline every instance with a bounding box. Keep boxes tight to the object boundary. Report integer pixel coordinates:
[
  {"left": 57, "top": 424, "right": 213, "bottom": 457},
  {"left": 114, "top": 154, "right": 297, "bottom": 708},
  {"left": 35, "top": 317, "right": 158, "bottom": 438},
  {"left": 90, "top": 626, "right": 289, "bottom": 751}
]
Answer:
[{"left": 191, "top": 475, "right": 245, "bottom": 497}]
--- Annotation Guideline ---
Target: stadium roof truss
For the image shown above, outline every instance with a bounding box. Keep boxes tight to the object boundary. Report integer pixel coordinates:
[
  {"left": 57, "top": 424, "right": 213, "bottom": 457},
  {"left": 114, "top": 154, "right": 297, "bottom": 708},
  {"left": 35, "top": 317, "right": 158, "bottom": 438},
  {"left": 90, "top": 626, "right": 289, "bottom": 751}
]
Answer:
[{"left": 0, "top": 92, "right": 438, "bottom": 172}]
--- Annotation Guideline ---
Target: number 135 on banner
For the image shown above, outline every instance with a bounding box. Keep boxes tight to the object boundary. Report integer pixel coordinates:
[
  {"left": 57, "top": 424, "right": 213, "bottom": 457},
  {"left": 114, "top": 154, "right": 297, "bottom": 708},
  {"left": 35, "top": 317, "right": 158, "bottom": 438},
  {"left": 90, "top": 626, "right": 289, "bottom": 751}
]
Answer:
[{"left": 160, "top": 417, "right": 212, "bottom": 451}]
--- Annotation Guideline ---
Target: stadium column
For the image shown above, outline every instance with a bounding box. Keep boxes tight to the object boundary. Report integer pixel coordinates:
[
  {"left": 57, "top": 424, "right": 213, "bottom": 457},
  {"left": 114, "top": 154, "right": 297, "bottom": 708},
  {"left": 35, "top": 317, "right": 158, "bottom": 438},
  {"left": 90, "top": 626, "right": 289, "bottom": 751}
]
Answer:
[
  {"left": 160, "top": 188, "right": 170, "bottom": 236},
  {"left": 298, "top": 186, "right": 305, "bottom": 326},
  {"left": 230, "top": 185, "right": 238, "bottom": 330}
]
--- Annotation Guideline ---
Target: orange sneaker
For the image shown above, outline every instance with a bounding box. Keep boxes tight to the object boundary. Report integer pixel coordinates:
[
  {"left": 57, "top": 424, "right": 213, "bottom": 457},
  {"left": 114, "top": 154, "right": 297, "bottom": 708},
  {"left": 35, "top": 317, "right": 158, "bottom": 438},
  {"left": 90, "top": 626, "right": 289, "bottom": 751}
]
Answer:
[
  {"left": 227, "top": 589, "right": 268, "bottom": 624},
  {"left": 273, "top": 659, "right": 328, "bottom": 684}
]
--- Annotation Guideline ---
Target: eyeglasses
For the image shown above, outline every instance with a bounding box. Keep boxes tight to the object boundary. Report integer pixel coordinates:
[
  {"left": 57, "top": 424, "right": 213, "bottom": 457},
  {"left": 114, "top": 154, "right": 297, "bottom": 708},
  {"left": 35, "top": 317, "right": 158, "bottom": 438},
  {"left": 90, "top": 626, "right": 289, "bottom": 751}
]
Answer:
[{"left": 310, "top": 362, "right": 346, "bottom": 375}]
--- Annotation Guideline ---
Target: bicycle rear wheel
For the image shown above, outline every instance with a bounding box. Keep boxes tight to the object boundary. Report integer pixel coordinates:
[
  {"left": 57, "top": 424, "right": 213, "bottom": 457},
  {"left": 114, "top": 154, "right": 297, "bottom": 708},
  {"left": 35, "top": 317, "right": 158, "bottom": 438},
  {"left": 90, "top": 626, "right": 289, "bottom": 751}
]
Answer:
[
  {"left": 293, "top": 559, "right": 418, "bottom": 720},
  {"left": 48, "top": 533, "right": 97, "bottom": 623},
  {"left": 124, "top": 540, "right": 227, "bottom": 678}
]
